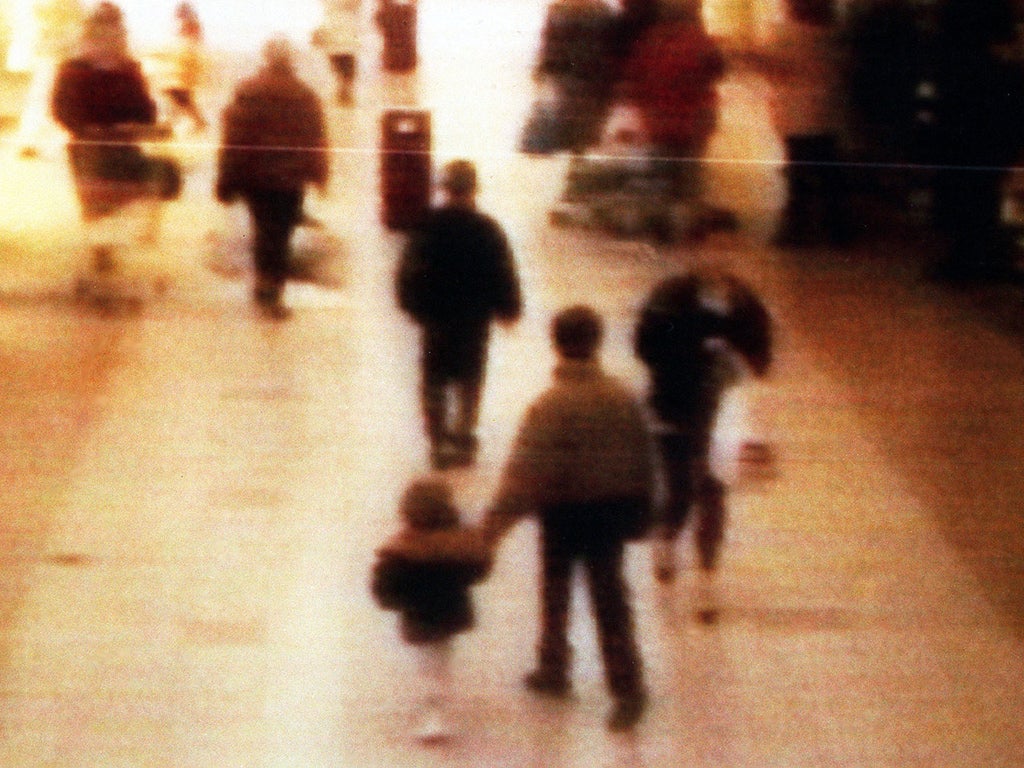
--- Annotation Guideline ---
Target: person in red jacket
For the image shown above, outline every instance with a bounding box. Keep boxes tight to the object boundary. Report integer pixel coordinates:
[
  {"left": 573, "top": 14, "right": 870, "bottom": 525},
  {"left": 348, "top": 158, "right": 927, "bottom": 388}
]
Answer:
[
  {"left": 51, "top": 2, "right": 175, "bottom": 269},
  {"left": 619, "top": 1, "right": 731, "bottom": 235},
  {"left": 216, "top": 36, "right": 329, "bottom": 319}
]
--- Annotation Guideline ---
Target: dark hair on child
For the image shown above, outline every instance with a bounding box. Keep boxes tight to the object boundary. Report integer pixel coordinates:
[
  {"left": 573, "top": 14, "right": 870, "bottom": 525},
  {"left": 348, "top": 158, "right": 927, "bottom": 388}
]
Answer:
[{"left": 552, "top": 305, "right": 603, "bottom": 360}]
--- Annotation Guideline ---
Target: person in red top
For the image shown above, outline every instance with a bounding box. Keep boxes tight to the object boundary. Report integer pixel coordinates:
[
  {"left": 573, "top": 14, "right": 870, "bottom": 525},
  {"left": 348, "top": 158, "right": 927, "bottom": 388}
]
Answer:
[
  {"left": 619, "top": 1, "right": 727, "bottom": 227},
  {"left": 51, "top": 2, "right": 155, "bottom": 138}
]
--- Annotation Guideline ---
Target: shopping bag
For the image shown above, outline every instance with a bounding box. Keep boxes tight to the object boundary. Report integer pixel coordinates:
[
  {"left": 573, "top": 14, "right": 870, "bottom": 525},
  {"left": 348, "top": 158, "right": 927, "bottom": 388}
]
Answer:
[
  {"left": 205, "top": 205, "right": 346, "bottom": 288},
  {"left": 148, "top": 155, "right": 182, "bottom": 200},
  {"left": 709, "top": 376, "right": 778, "bottom": 491},
  {"left": 289, "top": 215, "right": 347, "bottom": 287}
]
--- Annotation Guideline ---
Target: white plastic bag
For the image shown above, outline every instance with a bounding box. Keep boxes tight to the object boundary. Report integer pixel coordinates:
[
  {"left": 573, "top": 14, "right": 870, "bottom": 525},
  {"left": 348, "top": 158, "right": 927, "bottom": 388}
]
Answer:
[
  {"left": 205, "top": 203, "right": 346, "bottom": 288},
  {"left": 709, "top": 375, "right": 778, "bottom": 490}
]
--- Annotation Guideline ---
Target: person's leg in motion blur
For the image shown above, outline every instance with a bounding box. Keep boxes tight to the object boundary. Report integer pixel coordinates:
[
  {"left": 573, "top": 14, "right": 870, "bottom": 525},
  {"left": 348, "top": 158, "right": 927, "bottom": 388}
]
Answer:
[
  {"left": 246, "top": 188, "right": 302, "bottom": 316},
  {"left": 584, "top": 530, "right": 647, "bottom": 730}
]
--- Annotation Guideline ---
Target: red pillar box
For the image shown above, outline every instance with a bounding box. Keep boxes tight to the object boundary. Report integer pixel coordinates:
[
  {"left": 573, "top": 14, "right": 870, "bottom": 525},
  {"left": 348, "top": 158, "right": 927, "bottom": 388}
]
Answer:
[
  {"left": 378, "top": 0, "right": 418, "bottom": 72},
  {"left": 380, "top": 109, "right": 431, "bottom": 230}
]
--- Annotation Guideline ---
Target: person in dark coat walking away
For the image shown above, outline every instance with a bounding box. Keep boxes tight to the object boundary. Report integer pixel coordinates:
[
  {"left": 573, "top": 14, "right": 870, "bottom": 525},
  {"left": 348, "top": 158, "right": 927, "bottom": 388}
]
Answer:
[
  {"left": 396, "top": 160, "right": 522, "bottom": 469},
  {"left": 635, "top": 269, "right": 772, "bottom": 620},
  {"left": 371, "top": 476, "right": 491, "bottom": 743},
  {"left": 484, "top": 305, "right": 653, "bottom": 732},
  {"left": 215, "top": 35, "right": 329, "bottom": 319}
]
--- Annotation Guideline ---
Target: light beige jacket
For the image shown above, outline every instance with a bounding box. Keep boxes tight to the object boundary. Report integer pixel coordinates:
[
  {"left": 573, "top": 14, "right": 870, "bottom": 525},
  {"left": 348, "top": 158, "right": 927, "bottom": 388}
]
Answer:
[{"left": 485, "top": 357, "right": 654, "bottom": 542}]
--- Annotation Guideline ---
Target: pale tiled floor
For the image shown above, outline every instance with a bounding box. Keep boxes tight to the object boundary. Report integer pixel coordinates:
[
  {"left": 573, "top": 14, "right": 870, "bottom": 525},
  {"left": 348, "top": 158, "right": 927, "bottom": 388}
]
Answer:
[{"left": 1, "top": 1, "right": 1023, "bottom": 766}]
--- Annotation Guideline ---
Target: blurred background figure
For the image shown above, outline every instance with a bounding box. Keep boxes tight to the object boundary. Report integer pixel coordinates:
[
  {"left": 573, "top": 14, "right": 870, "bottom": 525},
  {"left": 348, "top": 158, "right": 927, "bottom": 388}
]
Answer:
[
  {"left": 151, "top": 2, "right": 208, "bottom": 135},
  {"left": 215, "top": 35, "right": 330, "bottom": 320},
  {"left": 926, "top": 0, "right": 1024, "bottom": 284},
  {"left": 842, "top": 0, "right": 926, "bottom": 174},
  {"left": 608, "top": 0, "right": 658, "bottom": 68},
  {"left": 51, "top": 1, "right": 177, "bottom": 268},
  {"left": 12, "top": 0, "right": 86, "bottom": 158},
  {"left": 739, "top": 0, "right": 853, "bottom": 248},
  {"left": 618, "top": 0, "right": 733, "bottom": 239},
  {"left": 839, "top": 0, "right": 931, "bottom": 231},
  {"left": 312, "top": 0, "right": 363, "bottom": 105},
  {"left": 634, "top": 269, "right": 771, "bottom": 621},
  {"left": 534, "top": 0, "right": 616, "bottom": 153}
]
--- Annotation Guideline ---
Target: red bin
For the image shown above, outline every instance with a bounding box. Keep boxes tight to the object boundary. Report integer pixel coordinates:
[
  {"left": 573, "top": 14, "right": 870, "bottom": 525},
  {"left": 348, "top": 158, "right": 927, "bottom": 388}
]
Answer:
[{"left": 380, "top": 109, "right": 431, "bottom": 230}]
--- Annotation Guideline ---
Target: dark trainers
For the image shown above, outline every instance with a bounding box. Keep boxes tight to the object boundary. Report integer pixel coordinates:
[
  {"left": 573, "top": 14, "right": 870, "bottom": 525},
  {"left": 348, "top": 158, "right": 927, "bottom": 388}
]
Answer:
[
  {"left": 606, "top": 691, "right": 648, "bottom": 732},
  {"left": 523, "top": 670, "right": 571, "bottom": 698}
]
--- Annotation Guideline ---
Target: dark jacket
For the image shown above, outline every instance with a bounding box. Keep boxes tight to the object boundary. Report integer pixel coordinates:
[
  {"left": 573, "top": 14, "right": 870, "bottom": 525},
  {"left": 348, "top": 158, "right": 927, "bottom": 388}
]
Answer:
[
  {"left": 635, "top": 271, "right": 772, "bottom": 427},
  {"left": 371, "top": 526, "right": 490, "bottom": 644},
  {"left": 52, "top": 56, "right": 156, "bottom": 136},
  {"left": 534, "top": 0, "right": 616, "bottom": 150},
  {"left": 396, "top": 206, "right": 522, "bottom": 325},
  {"left": 216, "top": 67, "right": 328, "bottom": 198}
]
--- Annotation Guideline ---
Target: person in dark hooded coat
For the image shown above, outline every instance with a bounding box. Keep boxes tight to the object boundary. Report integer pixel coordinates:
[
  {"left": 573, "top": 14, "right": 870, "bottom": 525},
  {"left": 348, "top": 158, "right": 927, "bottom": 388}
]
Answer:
[
  {"left": 216, "top": 35, "right": 329, "bottom": 318},
  {"left": 635, "top": 270, "right": 772, "bottom": 616}
]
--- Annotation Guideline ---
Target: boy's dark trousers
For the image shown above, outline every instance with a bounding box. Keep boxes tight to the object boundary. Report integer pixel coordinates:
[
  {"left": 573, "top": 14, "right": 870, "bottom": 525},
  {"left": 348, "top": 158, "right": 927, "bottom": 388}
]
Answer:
[
  {"left": 657, "top": 430, "right": 725, "bottom": 571},
  {"left": 419, "top": 320, "right": 489, "bottom": 450},
  {"left": 535, "top": 503, "right": 644, "bottom": 700}
]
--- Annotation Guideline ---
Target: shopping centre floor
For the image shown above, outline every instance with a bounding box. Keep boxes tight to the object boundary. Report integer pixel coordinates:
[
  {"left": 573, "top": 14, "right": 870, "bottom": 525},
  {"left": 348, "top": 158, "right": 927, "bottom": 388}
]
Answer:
[{"left": 0, "top": 1, "right": 1023, "bottom": 765}]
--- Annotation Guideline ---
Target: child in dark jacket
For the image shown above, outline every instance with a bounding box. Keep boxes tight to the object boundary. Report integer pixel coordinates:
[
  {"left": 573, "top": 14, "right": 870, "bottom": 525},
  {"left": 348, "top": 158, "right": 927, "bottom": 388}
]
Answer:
[{"left": 371, "top": 476, "right": 490, "bottom": 743}]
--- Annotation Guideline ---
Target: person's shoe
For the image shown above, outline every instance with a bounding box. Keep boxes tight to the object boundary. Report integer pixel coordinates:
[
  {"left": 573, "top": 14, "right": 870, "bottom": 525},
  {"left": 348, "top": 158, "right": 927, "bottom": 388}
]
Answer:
[
  {"left": 606, "top": 690, "right": 648, "bottom": 732},
  {"left": 523, "top": 669, "right": 571, "bottom": 698},
  {"left": 694, "top": 569, "right": 719, "bottom": 625},
  {"left": 653, "top": 539, "right": 676, "bottom": 583}
]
